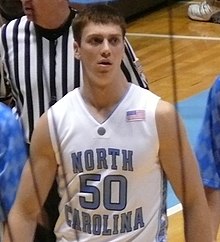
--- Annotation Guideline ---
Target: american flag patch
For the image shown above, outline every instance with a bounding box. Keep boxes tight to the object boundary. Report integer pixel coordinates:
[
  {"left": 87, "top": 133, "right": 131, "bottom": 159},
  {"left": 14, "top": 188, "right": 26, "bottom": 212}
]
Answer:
[{"left": 126, "top": 110, "right": 145, "bottom": 122}]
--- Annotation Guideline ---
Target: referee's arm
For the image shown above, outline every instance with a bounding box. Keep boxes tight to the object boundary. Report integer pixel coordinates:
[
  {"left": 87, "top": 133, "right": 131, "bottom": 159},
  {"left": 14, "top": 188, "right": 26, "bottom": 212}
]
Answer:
[
  {"left": 122, "top": 37, "right": 149, "bottom": 89},
  {"left": 0, "top": 58, "right": 12, "bottom": 105}
]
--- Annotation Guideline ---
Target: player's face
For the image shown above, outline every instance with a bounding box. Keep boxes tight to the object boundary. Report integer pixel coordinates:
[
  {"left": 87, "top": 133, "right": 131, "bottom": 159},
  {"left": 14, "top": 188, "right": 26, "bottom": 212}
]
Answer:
[{"left": 75, "top": 22, "right": 124, "bottom": 81}]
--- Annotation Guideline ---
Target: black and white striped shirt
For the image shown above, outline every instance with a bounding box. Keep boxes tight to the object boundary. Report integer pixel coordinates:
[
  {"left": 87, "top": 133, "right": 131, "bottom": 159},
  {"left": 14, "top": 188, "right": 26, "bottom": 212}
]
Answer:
[{"left": 0, "top": 11, "right": 148, "bottom": 142}]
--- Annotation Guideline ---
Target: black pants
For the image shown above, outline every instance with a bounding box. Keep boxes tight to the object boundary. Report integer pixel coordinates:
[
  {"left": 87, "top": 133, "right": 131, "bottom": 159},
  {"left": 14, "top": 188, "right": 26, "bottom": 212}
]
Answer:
[
  {"left": 34, "top": 224, "right": 56, "bottom": 242},
  {"left": 34, "top": 181, "right": 60, "bottom": 242}
]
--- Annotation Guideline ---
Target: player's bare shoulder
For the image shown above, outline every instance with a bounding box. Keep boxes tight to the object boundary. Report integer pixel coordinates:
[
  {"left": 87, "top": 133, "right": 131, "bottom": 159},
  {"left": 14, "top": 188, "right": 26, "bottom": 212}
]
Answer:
[
  {"left": 31, "top": 111, "right": 51, "bottom": 153},
  {"left": 156, "top": 99, "right": 177, "bottom": 121},
  {"left": 155, "top": 100, "right": 181, "bottom": 137}
]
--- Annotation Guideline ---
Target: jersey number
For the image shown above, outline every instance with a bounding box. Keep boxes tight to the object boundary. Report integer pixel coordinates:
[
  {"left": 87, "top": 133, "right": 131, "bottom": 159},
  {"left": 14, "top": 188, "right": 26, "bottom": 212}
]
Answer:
[{"left": 79, "top": 174, "right": 127, "bottom": 211}]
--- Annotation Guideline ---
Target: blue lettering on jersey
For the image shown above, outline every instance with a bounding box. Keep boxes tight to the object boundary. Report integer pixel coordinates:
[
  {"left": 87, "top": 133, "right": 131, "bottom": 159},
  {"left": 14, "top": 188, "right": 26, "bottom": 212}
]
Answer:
[
  {"left": 71, "top": 148, "right": 133, "bottom": 173},
  {"left": 67, "top": 148, "right": 139, "bottom": 236},
  {"left": 65, "top": 205, "right": 145, "bottom": 235}
]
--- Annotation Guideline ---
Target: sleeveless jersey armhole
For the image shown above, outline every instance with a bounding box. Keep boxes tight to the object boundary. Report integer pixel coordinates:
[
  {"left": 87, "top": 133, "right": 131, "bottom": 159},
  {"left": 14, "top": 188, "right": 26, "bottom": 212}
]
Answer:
[{"left": 47, "top": 108, "right": 61, "bottom": 166}]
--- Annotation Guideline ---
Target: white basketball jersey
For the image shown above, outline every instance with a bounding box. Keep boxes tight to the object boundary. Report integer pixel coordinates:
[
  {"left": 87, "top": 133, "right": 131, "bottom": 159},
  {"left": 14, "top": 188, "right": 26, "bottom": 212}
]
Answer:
[{"left": 47, "top": 84, "right": 167, "bottom": 242}]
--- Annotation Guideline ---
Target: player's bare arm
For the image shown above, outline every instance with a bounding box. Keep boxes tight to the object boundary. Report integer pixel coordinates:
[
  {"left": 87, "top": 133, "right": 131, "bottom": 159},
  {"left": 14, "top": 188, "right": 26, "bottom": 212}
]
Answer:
[{"left": 155, "top": 100, "right": 213, "bottom": 242}]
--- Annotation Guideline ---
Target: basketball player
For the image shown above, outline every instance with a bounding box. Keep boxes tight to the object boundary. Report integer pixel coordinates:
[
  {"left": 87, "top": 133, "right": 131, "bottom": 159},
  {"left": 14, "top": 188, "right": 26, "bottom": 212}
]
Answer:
[
  {"left": 0, "top": 103, "right": 27, "bottom": 241},
  {"left": 194, "top": 76, "right": 220, "bottom": 242},
  {"left": 3, "top": 5, "right": 213, "bottom": 242},
  {"left": 0, "top": 0, "right": 148, "bottom": 240}
]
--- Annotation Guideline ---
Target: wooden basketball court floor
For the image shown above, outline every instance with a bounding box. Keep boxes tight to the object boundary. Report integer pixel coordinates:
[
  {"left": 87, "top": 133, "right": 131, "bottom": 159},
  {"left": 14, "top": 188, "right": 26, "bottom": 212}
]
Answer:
[{"left": 125, "top": 0, "right": 220, "bottom": 241}]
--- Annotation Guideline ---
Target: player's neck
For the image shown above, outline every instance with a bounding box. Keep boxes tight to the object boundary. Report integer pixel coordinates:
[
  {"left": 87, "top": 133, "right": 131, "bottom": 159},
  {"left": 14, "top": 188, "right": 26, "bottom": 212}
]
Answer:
[{"left": 80, "top": 80, "right": 130, "bottom": 123}]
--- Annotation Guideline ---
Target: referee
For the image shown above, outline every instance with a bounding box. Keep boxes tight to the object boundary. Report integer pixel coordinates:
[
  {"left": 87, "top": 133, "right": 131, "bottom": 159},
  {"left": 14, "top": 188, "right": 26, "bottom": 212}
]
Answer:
[{"left": 0, "top": 0, "right": 148, "bottom": 241}]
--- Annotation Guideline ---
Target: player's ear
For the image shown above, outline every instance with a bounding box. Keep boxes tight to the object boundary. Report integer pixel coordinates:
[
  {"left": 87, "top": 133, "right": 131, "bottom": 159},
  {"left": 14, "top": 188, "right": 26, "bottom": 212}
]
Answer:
[{"left": 74, "top": 41, "right": 80, "bottom": 60}]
